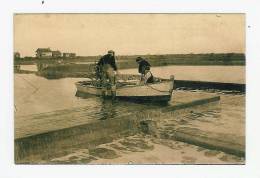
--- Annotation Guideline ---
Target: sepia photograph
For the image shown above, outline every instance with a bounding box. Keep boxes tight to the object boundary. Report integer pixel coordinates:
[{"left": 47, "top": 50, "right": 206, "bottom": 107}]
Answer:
[{"left": 14, "top": 13, "right": 245, "bottom": 164}]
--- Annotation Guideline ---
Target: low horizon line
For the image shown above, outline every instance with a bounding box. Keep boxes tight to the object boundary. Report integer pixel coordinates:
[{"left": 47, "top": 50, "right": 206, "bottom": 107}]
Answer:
[{"left": 16, "top": 52, "right": 245, "bottom": 58}]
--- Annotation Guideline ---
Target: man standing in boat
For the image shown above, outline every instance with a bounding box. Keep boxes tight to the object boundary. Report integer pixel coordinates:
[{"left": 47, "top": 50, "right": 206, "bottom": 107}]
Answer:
[
  {"left": 136, "top": 57, "right": 154, "bottom": 84},
  {"left": 97, "top": 50, "right": 119, "bottom": 98}
]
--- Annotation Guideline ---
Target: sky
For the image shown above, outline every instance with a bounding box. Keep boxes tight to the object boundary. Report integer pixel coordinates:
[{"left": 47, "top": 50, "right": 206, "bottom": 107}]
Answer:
[{"left": 14, "top": 14, "right": 245, "bottom": 57}]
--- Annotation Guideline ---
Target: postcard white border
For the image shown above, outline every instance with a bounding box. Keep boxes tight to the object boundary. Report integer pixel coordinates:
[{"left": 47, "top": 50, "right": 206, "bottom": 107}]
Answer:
[{"left": 1, "top": 0, "right": 260, "bottom": 178}]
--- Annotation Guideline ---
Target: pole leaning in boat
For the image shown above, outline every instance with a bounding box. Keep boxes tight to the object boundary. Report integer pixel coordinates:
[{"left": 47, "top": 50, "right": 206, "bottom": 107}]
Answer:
[{"left": 169, "top": 75, "right": 175, "bottom": 95}]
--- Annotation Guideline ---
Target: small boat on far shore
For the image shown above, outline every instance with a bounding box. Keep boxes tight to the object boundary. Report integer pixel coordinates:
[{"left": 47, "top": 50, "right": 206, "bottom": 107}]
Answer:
[{"left": 75, "top": 74, "right": 174, "bottom": 103}]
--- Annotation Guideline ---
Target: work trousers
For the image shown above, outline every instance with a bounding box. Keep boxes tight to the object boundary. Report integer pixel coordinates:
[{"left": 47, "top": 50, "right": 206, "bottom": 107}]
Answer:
[{"left": 100, "top": 64, "right": 116, "bottom": 92}]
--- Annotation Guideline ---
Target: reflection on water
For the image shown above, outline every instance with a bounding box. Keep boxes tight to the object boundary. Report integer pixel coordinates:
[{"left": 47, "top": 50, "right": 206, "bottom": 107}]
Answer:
[
  {"left": 20, "top": 64, "right": 38, "bottom": 71},
  {"left": 99, "top": 99, "right": 117, "bottom": 120},
  {"left": 74, "top": 95, "right": 141, "bottom": 121}
]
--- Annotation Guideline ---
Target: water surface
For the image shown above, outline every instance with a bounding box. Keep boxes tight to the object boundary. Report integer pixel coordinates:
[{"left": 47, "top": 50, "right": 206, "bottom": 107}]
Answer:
[{"left": 122, "top": 65, "right": 245, "bottom": 84}]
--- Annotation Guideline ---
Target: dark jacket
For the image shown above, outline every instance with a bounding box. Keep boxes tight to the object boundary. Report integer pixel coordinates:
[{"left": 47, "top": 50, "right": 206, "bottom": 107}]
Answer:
[
  {"left": 138, "top": 59, "right": 151, "bottom": 74},
  {"left": 97, "top": 54, "right": 118, "bottom": 71}
]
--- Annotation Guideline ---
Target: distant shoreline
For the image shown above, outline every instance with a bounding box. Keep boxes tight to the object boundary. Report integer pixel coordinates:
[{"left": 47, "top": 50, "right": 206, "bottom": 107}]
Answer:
[
  {"left": 14, "top": 53, "right": 245, "bottom": 79},
  {"left": 14, "top": 53, "right": 245, "bottom": 66}
]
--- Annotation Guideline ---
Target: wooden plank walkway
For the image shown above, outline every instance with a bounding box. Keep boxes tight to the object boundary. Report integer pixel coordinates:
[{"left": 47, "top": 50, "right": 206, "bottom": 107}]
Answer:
[{"left": 15, "top": 91, "right": 220, "bottom": 140}]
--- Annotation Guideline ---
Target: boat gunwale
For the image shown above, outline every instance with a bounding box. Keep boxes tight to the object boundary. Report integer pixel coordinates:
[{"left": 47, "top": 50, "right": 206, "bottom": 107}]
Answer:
[{"left": 75, "top": 79, "right": 172, "bottom": 90}]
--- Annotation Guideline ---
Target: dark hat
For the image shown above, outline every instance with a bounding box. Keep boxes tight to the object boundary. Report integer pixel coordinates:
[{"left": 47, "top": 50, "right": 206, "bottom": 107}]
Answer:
[
  {"left": 136, "top": 56, "right": 143, "bottom": 62},
  {"left": 108, "top": 50, "right": 115, "bottom": 54}
]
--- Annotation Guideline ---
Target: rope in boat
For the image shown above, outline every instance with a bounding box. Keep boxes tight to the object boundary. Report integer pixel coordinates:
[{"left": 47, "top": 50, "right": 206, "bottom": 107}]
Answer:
[
  {"left": 93, "top": 80, "right": 171, "bottom": 93},
  {"left": 86, "top": 76, "right": 171, "bottom": 93}
]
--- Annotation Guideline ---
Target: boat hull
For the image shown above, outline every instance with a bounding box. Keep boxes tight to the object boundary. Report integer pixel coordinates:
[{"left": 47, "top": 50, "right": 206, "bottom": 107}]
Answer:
[{"left": 75, "top": 76, "right": 174, "bottom": 103}]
